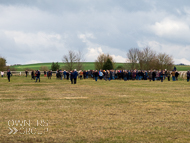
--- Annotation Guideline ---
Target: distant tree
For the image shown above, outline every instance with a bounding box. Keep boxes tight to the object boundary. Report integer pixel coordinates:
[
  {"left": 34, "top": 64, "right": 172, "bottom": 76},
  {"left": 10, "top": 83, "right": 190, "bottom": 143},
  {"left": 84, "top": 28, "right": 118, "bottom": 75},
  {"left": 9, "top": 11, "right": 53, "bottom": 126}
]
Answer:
[
  {"left": 40, "top": 66, "right": 49, "bottom": 71},
  {"left": 62, "top": 50, "right": 85, "bottom": 71},
  {"left": 103, "top": 58, "right": 113, "bottom": 70},
  {"left": 127, "top": 48, "right": 139, "bottom": 70},
  {"left": 95, "top": 54, "right": 114, "bottom": 70},
  {"left": 116, "top": 65, "right": 124, "bottom": 70},
  {"left": 156, "top": 53, "right": 174, "bottom": 70},
  {"left": 142, "top": 47, "right": 156, "bottom": 70},
  {"left": 75, "top": 50, "right": 85, "bottom": 70},
  {"left": 51, "top": 62, "right": 60, "bottom": 71},
  {"left": 137, "top": 50, "right": 145, "bottom": 70},
  {"left": 62, "top": 51, "right": 77, "bottom": 71},
  {"left": 0, "top": 57, "right": 6, "bottom": 71},
  {"left": 126, "top": 47, "right": 174, "bottom": 70}
]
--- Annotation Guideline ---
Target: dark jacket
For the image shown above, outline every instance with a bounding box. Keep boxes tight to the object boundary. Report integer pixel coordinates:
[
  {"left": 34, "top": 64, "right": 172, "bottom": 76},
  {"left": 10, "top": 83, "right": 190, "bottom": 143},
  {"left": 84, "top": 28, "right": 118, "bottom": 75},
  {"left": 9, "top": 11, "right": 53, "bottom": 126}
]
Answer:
[
  {"left": 152, "top": 71, "right": 156, "bottom": 77},
  {"left": 36, "top": 71, "right": 40, "bottom": 78},
  {"left": 70, "top": 72, "right": 74, "bottom": 79},
  {"left": 73, "top": 71, "right": 78, "bottom": 79},
  {"left": 94, "top": 72, "right": 99, "bottom": 77},
  {"left": 7, "top": 71, "right": 11, "bottom": 77}
]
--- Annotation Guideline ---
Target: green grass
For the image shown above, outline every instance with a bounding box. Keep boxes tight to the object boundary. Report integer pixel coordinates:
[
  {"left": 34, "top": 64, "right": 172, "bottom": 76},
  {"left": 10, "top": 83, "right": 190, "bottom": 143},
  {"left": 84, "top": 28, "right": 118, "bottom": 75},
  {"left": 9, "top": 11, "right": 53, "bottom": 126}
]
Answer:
[
  {"left": 0, "top": 76, "right": 190, "bottom": 142},
  {"left": 10, "top": 62, "right": 190, "bottom": 71},
  {"left": 175, "top": 65, "right": 190, "bottom": 71},
  {"left": 10, "top": 62, "right": 127, "bottom": 71}
]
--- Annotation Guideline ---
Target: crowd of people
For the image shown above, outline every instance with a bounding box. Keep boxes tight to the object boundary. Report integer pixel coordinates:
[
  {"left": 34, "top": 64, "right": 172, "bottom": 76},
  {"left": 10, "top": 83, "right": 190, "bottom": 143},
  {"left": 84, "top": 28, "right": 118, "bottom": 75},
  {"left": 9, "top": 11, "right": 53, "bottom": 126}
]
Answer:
[
  {"left": 76, "top": 69, "right": 183, "bottom": 82},
  {"left": 42, "top": 68, "right": 190, "bottom": 83},
  {"left": 2, "top": 68, "right": 190, "bottom": 83}
]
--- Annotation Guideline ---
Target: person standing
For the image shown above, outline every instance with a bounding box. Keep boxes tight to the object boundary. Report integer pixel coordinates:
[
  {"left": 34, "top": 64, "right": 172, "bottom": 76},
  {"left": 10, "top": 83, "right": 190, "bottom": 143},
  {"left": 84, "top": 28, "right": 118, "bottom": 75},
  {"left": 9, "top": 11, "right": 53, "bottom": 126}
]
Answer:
[
  {"left": 44, "top": 71, "right": 47, "bottom": 77},
  {"left": 86, "top": 70, "right": 89, "bottom": 79},
  {"left": 31, "top": 70, "right": 35, "bottom": 80},
  {"left": 66, "top": 71, "right": 69, "bottom": 80},
  {"left": 132, "top": 70, "right": 136, "bottom": 80},
  {"left": 60, "top": 70, "right": 63, "bottom": 80},
  {"left": 148, "top": 70, "right": 152, "bottom": 81},
  {"left": 160, "top": 70, "right": 164, "bottom": 82},
  {"left": 7, "top": 69, "right": 11, "bottom": 82},
  {"left": 70, "top": 71, "right": 74, "bottom": 84},
  {"left": 187, "top": 70, "right": 190, "bottom": 82},
  {"left": 171, "top": 70, "right": 176, "bottom": 81},
  {"left": 166, "top": 70, "right": 170, "bottom": 81},
  {"left": 99, "top": 70, "right": 103, "bottom": 80},
  {"left": 107, "top": 70, "right": 111, "bottom": 81},
  {"left": 25, "top": 70, "right": 28, "bottom": 77},
  {"left": 174, "top": 66, "right": 177, "bottom": 71},
  {"left": 94, "top": 70, "right": 99, "bottom": 81},
  {"left": 83, "top": 70, "right": 86, "bottom": 79},
  {"left": 103, "top": 70, "right": 107, "bottom": 80},
  {"left": 73, "top": 69, "right": 78, "bottom": 84},
  {"left": 48, "top": 70, "right": 52, "bottom": 79},
  {"left": 175, "top": 70, "right": 179, "bottom": 81},
  {"left": 35, "top": 70, "right": 40, "bottom": 82},
  {"left": 1, "top": 71, "right": 4, "bottom": 77},
  {"left": 123, "top": 70, "right": 128, "bottom": 81},
  {"left": 63, "top": 70, "right": 66, "bottom": 79},
  {"left": 79, "top": 70, "right": 83, "bottom": 80},
  {"left": 152, "top": 70, "right": 156, "bottom": 81}
]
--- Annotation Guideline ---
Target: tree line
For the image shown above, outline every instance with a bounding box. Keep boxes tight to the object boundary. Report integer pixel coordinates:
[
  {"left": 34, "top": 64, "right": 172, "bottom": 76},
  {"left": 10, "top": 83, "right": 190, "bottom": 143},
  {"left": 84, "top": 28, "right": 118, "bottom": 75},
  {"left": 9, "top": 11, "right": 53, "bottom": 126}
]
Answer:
[
  {"left": 0, "top": 47, "right": 174, "bottom": 71},
  {"left": 61, "top": 47, "right": 173, "bottom": 71},
  {"left": 127, "top": 47, "right": 174, "bottom": 70}
]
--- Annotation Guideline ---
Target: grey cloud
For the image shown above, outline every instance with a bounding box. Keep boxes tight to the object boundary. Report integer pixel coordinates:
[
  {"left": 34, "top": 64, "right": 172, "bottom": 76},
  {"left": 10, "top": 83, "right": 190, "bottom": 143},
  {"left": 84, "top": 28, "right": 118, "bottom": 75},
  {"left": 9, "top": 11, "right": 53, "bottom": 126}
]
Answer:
[{"left": 0, "top": 0, "right": 190, "bottom": 64}]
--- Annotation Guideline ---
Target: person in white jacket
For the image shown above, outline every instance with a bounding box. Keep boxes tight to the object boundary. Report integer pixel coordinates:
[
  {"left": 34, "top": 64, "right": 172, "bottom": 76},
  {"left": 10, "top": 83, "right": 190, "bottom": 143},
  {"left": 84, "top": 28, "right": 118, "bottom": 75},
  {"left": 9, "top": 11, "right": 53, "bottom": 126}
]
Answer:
[{"left": 1, "top": 71, "right": 4, "bottom": 77}]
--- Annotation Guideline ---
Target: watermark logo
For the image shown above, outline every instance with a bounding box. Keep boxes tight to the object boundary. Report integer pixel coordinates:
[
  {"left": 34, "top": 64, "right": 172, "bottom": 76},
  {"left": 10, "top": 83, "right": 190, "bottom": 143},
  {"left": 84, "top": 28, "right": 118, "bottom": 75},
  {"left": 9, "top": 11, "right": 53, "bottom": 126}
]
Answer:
[
  {"left": 8, "top": 120, "right": 48, "bottom": 135},
  {"left": 8, "top": 127, "right": 18, "bottom": 134}
]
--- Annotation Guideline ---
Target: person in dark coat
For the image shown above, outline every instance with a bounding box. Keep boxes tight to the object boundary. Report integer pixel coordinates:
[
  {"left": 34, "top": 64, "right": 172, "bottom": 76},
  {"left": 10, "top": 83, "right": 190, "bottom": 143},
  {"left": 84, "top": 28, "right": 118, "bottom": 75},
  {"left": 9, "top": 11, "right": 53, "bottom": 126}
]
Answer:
[
  {"left": 7, "top": 69, "right": 12, "bottom": 82},
  {"left": 48, "top": 70, "right": 52, "bottom": 79},
  {"left": 83, "top": 70, "right": 86, "bottom": 79},
  {"left": 44, "top": 71, "right": 47, "bottom": 77},
  {"left": 35, "top": 70, "right": 40, "bottom": 82},
  {"left": 66, "top": 71, "right": 69, "bottom": 80},
  {"left": 25, "top": 70, "right": 28, "bottom": 77},
  {"left": 174, "top": 66, "right": 177, "bottom": 71},
  {"left": 148, "top": 70, "right": 152, "bottom": 81},
  {"left": 70, "top": 71, "right": 74, "bottom": 84},
  {"left": 160, "top": 70, "right": 164, "bottom": 82},
  {"left": 152, "top": 70, "right": 156, "bottom": 81},
  {"left": 73, "top": 69, "right": 78, "bottom": 84},
  {"left": 187, "top": 70, "right": 190, "bottom": 82},
  {"left": 94, "top": 70, "right": 99, "bottom": 81},
  {"left": 123, "top": 71, "right": 128, "bottom": 81},
  {"left": 132, "top": 70, "right": 136, "bottom": 80},
  {"left": 175, "top": 71, "right": 179, "bottom": 81},
  {"left": 31, "top": 70, "right": 35, "bottom": 80},
  {"left": 118, "top": 71, "right": 121, "bottom": 80}
]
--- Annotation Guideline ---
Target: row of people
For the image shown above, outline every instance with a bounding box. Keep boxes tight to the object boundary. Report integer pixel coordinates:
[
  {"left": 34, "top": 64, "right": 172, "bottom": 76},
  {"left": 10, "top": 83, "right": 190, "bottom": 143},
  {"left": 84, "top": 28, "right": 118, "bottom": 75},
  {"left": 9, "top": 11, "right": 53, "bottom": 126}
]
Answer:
[
  {"left": 78, "top": 69, "right": 181, "bottom": 82},
  {"left": 2, "top": 69, "right": 190, "bottom": 83}
]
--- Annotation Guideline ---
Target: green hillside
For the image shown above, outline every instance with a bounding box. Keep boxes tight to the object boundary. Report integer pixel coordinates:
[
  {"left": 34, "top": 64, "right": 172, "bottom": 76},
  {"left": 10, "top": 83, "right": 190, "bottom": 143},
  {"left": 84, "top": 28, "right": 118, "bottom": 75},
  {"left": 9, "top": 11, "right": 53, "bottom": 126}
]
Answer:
[
  {"left": 10, "top": 62, "right": 190, "bottom": 71},
  {"left": 10, "top": 62, "right": 126, "bottom": 71}
]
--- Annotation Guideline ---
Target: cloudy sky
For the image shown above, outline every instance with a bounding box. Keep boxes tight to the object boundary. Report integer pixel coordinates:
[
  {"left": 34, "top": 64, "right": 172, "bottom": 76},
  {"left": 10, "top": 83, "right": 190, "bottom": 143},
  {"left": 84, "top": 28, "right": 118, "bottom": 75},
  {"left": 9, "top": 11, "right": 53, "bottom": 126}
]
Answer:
[{"left": 1, "top": 0, "right": 190, "bottom": 65}]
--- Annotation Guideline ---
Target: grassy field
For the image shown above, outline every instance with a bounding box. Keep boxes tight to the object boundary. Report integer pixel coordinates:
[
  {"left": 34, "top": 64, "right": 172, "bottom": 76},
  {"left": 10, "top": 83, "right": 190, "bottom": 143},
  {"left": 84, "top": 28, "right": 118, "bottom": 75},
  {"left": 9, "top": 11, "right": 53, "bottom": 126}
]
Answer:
[
  {"left": 10, "top": 62, "right": 126, "bottom": 71},
  {"left": 10, "top": 62, "right": 190, "bottom": 71},
  {"left": 0, "top": 76, "right": 190, "bottom": 142}
]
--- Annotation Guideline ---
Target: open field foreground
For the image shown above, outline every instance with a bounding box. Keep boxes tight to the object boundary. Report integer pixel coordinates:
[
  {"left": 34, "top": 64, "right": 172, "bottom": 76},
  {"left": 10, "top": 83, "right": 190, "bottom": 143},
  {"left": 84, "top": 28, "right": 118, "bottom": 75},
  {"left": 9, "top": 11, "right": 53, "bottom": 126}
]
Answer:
[{"left": 0, "top": 76, "right": 190, "bottom": 143}]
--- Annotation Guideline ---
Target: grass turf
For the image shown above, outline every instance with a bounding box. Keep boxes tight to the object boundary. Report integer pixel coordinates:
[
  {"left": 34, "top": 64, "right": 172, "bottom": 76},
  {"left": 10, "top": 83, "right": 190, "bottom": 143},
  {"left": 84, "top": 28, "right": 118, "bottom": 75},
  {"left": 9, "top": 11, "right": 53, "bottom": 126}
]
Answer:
[{"left": 0, "top": 76, "right": 190, "bottom": 142}]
